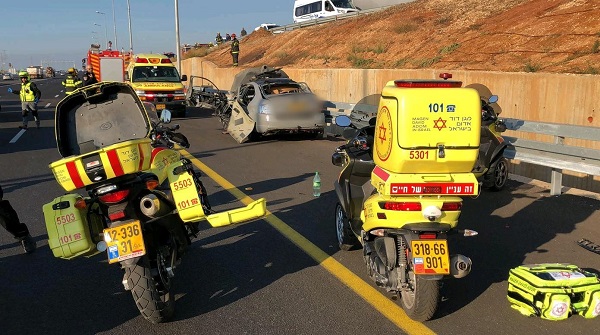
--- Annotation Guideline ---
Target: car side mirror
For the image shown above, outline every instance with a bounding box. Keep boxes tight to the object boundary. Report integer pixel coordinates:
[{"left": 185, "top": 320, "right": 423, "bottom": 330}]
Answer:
[
  {"left": 181, "top": 74, "right": 188, "bottom": 82},
  {"left": 124, "top": 72, "right": 130, "bottom": 81}
]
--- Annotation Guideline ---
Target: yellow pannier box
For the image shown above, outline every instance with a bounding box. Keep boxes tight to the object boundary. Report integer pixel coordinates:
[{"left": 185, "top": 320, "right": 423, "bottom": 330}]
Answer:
[
  {"left": 43, "top": 194, "right": 103, "bottom": 259},
  {"left": 51, "top": 82, "right": 154, "bottom": 191},
  {"left": 50, "top": 138, "right": 152, "bottom": 192},
  {"left": 373, "top": 79, "right": 481, "bottom": 174}
]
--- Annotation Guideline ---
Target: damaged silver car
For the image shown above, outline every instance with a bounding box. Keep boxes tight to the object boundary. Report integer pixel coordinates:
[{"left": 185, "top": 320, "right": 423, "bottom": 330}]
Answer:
[{"left": 225, "top": 66, "right": 325, "bottom": 143}]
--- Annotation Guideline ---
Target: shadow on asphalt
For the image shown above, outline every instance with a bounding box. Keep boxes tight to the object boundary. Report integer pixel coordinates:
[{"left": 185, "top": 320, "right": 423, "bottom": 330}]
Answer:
[{"left": 436, "top": 181, "right": 600, "bottom": 319}]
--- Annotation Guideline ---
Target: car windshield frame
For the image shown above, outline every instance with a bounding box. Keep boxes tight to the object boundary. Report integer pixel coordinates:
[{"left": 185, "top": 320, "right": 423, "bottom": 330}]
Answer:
[
  {"left": 260, "top": 81, "right": 312, "bottom": 96},
  {"left": 131, "top": 65, "right": 181, "bottom": 83}
]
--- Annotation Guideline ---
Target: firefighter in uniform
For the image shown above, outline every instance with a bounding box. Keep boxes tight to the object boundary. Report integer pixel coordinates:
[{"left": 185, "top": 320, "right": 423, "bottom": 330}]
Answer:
[
  {"left": 230, "top": 33, "right": 240, "bottom": 67},
  {"left": 7, "top": 71, "right": 42, "bottom": 129},
  {"left": 62, "top": 68, "right": 82, "bottom": 95}
]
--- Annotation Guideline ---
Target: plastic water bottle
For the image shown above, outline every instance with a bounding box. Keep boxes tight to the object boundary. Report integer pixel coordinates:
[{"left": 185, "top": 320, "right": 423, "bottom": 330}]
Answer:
[{"left": 313, "top": 172, "right": 321, "bottom": 197}]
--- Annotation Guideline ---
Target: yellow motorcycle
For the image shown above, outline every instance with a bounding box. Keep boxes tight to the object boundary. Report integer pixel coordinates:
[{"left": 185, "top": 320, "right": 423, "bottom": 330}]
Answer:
[
  {"left": 332, "top": 75, "right": 481, "bottom": 321},
  {"left": 42, "top": 82, "right": 266, "bottom": 323},
  {"left": 466, "top": 83, "right": 509, "bottom": 191}
]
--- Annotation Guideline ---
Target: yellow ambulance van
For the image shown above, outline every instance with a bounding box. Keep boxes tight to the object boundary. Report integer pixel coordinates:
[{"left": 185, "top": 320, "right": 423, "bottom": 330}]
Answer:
[{"left": 126, "top": 54, "right": 188, "bottom": 117}]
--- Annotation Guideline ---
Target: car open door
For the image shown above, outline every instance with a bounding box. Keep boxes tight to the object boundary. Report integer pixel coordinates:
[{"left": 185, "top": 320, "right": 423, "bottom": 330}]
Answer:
[{"left": 227, "top": 99, "right": 256, "bottom": 143}]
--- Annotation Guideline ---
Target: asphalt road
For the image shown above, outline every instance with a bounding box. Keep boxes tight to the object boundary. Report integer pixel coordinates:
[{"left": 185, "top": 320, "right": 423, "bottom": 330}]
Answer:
[{"left": 1, "top": 78, "right": 600, "bottom": 335}]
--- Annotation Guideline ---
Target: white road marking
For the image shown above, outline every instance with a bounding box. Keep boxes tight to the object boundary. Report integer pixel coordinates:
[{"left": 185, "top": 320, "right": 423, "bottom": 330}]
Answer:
[
  {"left": 44, "top": 103, "right": 51, "bottom": 108},
  {"left": 9, "top": 129, "right": 26, "bottom": 143},
  {"left": 54, "top": 94, "right": 59, "bottom": 98}
]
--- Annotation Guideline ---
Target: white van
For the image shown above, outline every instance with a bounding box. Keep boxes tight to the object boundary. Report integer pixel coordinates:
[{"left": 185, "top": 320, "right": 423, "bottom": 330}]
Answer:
[{"left": 293, "top": 0, "right": 359, "bottom": 23}]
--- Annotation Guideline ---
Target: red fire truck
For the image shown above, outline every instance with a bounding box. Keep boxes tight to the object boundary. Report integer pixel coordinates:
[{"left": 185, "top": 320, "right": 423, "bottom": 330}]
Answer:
[{"left": 84, "top": 44, "right": 132, "bottom": 82}]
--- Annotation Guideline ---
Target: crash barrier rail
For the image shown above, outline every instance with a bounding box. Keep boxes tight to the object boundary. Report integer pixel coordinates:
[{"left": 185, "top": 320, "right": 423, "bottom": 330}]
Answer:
[
  {"left": 323, "top": 101, "right": 600, "bottom": 196},
  {"left": 270, "top": 7, "right": 392, "bottom": 34},
  {"left": 501, "top": 118, "right": 600, "bottom": 196}
]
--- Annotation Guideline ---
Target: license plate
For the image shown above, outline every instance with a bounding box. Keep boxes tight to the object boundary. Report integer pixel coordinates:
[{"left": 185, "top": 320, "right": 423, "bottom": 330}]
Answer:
[
  {"left": 103, "top": 221, "right": 146, "bottom": 264},
  {"left": 156, "top": 104, "right": 166, "bottom": 110},
  {"left": 411, "top": 239, "right": 450, "bottom": 275}
]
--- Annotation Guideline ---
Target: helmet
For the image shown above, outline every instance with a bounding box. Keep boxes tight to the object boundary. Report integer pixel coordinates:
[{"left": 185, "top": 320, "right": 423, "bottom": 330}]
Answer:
[
  {"left": 68, "top": 67, "right": 76, "bottom": 74},
  {"left": 18, "top": 70, "right": 29, "bottom": 79},
  {"left": 231, "top": 33, "right": 237, "bottom": 38}
]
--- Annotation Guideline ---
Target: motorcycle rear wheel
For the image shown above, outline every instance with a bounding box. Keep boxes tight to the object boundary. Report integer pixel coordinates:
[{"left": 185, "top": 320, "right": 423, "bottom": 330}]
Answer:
[
  {"left": 399, "top": 270, "right": 440, "bottom": 321},
  {"left": 125, "top": 255, "right": 175, "bottom": 324},
  {"left": 335, "top": 203, "right": 359, "bottom": 251},
  {"left": 484, "top": 157, "right": 509, "bottom": 191}
]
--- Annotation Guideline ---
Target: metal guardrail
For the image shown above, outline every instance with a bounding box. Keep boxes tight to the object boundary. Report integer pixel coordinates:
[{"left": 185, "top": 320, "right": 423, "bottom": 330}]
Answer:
[
  {"left": 324, "top": 101, "right": 600, "bottom": 195},
  {"left": 269, "top": 7, "right": 392, "bottom": 34},
  {"left": 502, "top": 118, "right": 600, "bottom": 195}
]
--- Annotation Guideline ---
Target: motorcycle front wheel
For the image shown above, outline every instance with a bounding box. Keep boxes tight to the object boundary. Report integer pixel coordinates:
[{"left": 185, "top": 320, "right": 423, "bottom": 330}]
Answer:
[
  {"left": 335, "top": 203, "right": 359, "bottom": 251},
  {"left": 125, "top": 255, "right": 175, "bottom": 324},
  {"left": 399, "top": 270, "right": 440, "bottom": 321}
]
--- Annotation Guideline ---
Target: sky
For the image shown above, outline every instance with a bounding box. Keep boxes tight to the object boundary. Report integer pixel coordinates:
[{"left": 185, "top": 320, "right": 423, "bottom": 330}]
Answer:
[{"left": 0, "top": 0, "right": 291, "bottom": 71}]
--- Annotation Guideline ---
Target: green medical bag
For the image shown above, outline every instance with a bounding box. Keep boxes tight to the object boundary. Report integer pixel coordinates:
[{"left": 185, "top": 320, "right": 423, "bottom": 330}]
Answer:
[{"left": 507, "top": 263, "right": 600, "bottom": 320}]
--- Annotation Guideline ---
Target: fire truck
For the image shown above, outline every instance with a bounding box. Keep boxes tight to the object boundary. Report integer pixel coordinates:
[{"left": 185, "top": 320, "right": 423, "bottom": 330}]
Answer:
[{"left": 84, "top": 44, "right": 131, "bottom": 82}]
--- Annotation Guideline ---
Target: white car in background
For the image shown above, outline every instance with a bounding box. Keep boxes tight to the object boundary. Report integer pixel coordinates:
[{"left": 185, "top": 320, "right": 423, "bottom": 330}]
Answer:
[
  {"left": 254, "top": 23, "right": 283, "bottom": 34},
  {"left": 2, "top": 73, "right": 12, "bottom": 80}
]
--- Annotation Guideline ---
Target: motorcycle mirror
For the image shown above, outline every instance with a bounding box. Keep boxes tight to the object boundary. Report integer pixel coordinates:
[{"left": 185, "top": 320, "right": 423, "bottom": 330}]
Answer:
[
  {"left": 488, "top": 95, "right": 499, "bottom": 104},
  {"left": 335, "top": 115, "right": 352, "bottom": 127},
  {"left": 160, "top": 109, "right": 172, "bottom": 124}
]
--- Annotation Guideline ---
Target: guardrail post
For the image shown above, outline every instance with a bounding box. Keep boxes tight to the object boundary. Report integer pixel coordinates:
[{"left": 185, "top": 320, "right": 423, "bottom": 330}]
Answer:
[{"left": 550, "top": 136, "right": 565, "bottom": 195}]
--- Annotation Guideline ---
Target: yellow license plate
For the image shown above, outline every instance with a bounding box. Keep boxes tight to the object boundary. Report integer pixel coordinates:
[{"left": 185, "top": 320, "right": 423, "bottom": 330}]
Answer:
[
  {"left": 156, "top": 104, "right": 166, "bottom": 110},
  {"left": 411, "top": 239, "right": 450, "bottom": 275},
  {"left": 103, "top": 221, "right": 146, "bottom": 264}
]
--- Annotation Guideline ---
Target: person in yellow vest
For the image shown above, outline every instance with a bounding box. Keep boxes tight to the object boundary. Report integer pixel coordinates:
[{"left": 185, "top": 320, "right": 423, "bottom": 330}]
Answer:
[
  {"left": 230, "top": 33, "right": 240, "bottom": 67},
  {"left": 7, "top": 71, "right": 42, "bottom": 129},
  {"left": 62, "top": 68, "right": 82, "bottom": 95}
]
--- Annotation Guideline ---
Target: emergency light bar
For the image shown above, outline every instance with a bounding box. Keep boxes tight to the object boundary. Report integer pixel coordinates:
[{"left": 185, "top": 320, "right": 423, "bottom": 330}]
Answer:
[{"left": 394, "top": 80, "right": 463, "bottom": 88}]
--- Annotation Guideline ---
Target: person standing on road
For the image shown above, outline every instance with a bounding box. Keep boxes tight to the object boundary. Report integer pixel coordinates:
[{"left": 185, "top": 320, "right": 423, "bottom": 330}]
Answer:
[
  {"left": 230, "top": 33, "right": 240, "bottom": 67},
  {"left": 8, "top": 71, "right": 41, "bottom": 129},
  {"left": 62, "top": 68, "right": 82, "bottom": 95},
  {"left": 82, "top": 65, "right": 98, "bottom": 87},
  {"left": 0, "top": 185, "right": 36, "bottom": 254}
]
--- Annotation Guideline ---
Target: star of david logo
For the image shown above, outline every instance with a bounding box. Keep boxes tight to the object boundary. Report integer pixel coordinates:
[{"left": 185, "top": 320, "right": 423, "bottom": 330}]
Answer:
[
  {"left": 433, "top": 117, "right": 447, "bottom": 131},
  {"left": 378, "top": 124, "right": 387, "bottom": 143}
]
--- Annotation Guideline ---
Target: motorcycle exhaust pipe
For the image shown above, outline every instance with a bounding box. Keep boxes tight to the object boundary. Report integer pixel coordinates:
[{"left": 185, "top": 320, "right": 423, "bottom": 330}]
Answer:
[
  {"left": 450, "top": 254, "right": 472, "bottom": 278},
  {"left": 140, "top": 194, "right": 170, "bottom": 218}
]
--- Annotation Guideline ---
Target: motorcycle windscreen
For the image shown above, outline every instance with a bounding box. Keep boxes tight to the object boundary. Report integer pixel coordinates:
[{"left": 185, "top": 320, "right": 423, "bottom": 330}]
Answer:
[{"left": 227, "top": 103, "right": 256, "bottom": 144}]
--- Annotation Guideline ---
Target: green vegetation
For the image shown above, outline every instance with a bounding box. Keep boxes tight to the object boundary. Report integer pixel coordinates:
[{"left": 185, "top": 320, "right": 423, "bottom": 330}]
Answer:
[
  {"left": 523, "top": 61, "right": 541, "bottom": 72},
  {"left": 414, "top": 57, "right": 441, "bottom": 68},
  {"left": 394, "top": 24, "right": 418, "bottom": 34},
  {"left": 468, "top": 23, "right": 482, "bottom": 31},
  {"left": 274, "top": 51, "right": 289, "bottom": 59},
  {"left": 592, "top": 40, "right": 600, "bottom": 54},
  {"left": 435, "top": 17, "right": 452, "bottom": 25},
  {"left": 439, "top": 43, "right": 460, "bottom": 55},
  {"left": 393, "top": 58, "right": 410, "bottom": 67},
  {"left": 371, "top": 44, "right": 387, "bottom": 54},
  {"left": 347, "top": 54, "right": 374, "bottom": 68}
]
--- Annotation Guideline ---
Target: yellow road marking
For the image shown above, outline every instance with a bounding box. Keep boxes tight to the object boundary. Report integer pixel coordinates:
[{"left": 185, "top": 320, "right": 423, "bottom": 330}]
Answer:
[{"left": 182, "top": 151, "right": 436, "bottom": 335}]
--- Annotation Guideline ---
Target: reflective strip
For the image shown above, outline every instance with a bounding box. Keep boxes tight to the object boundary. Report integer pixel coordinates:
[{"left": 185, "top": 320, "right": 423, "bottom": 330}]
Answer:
[
  {"left": 66, "top": 161, "right": 85, "bottom": 189},
  {"left": 138, "top": 143, "right": 145, "bottom": 171},
  {"left": 151, "top": 147, "right": 165, "bottom": 162},
  {"left": 106, "top": 149, "right": 125, "bottom": 176},
  {"left": 373, "top": 166, "right": 390, "bottom": 181}
]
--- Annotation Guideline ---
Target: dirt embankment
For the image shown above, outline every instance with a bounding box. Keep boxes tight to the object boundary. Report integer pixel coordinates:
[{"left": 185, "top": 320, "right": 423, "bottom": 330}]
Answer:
[{"left": 193, "top": 0, "right": 600, "bottom": 74}]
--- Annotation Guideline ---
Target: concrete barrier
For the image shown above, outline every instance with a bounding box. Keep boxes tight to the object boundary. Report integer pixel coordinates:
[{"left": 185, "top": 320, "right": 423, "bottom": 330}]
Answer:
[{"left": 180, "top": 59, "right": 600, "bottom": 193}]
